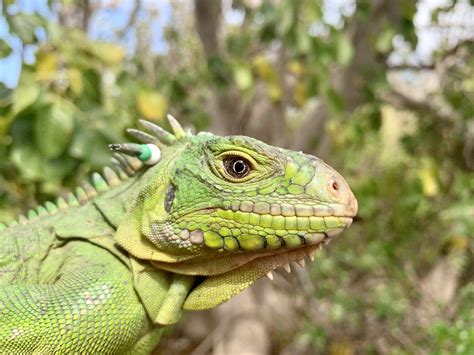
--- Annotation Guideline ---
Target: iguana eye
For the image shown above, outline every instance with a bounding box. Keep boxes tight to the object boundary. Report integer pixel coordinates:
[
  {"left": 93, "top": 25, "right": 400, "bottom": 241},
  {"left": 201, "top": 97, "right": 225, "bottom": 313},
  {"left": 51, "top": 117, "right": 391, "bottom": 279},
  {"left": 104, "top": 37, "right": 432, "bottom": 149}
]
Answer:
[{"left": 223, "top": 156, "right": 251, "bottom": 178}]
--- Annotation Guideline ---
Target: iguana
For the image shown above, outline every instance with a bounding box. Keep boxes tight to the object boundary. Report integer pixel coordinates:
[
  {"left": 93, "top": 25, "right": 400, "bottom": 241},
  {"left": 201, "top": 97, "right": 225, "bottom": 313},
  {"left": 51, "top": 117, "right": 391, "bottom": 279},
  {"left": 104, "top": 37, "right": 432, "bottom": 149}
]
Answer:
[{"left": 0, "top": 115, "right": 357, "bottom": 353}]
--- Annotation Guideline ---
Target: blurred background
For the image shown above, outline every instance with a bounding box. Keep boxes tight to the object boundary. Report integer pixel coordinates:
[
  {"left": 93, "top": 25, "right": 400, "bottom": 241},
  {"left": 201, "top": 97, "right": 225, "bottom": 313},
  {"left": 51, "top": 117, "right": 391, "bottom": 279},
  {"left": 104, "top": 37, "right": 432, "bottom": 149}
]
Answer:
[{"left": 0, "top": 0, "right": 473, "bottom": 354}]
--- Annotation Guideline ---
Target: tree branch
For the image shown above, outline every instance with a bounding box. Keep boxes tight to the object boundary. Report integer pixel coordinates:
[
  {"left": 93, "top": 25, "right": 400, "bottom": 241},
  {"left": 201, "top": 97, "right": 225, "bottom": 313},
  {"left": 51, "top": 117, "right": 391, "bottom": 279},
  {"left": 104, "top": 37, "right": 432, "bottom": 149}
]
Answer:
[
  {"left": 388, "top": 64, "right": 435, "bottom": 70},
  {"left": 117, "top": 0, "right": 142, "bottom": 38},
  {"left": 194, "top": 0, "right": 221, "bottom": 57},
  {"left": 81, "top": 0, "right": 91, "bottom": 33}
]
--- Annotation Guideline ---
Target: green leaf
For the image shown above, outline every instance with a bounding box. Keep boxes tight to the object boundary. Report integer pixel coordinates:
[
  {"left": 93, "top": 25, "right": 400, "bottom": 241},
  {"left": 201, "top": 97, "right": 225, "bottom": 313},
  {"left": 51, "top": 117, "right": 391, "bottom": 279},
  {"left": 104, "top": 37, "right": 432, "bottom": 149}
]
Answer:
[
  {"left": 252, "top": 55, "right": 278, "bottom": 82},
  {"left": 67, "top": 68, "right": 84, "bottom": 96},
  {"left": 89, "top": 42, "right": 125, "bottom": 65},
  {"left": 10, "top": 144, "right": 44, "bottom": 180},
  {"left": 0, "top": 83, "right": 13, "bottom": 113},
  {"left": 0, "top": 39, "right": 12, "bottom": 58},
  {"left": 208, "top": 56, "right": 232, "bottom": 88},
  {"left": 233, "top": 63, "right": 254, "bottom": 91},
  {"left": 278, "top": 0, "right": 295, "bottom": 35},
  {"left": 10, "top": 143, "right": 75, "bottom": 182},
  {"left": 34, "top": 101, "right": 75, "bottom": 159},
  {"left": 336, "top": 34, "right": 354, "bottom": 67},
  {"left": 325, "top": 87, "right": 344, "bottom": 114},
  {"left": 227, "top": 34, "right": 251, "bottom": 57},
  {"left": 69, "top": 124, "right": 112, "bottom": 167},
  {"left": 8, "top": 13, "right": 44, "bottom": 44},
  {"left": 399, "top": 0, "right": 417, "bottom": 47},
  {"left": 12, "top": 84, "right": 40, "bottom": 115},
  {"left": 305, "top": 1, "right": 323, "bottom": 21},
  {"left": 35, "top": 51, "right": 59, "bottom": 81},
  {"left": 375, "top": 27, "right": 396, "bottom": 54},
  {"left": 296, "top": 25, "right": 311, "bottom": 53},
  {"left": 137, "top": 90, "right": 168, "bottom": 121}
]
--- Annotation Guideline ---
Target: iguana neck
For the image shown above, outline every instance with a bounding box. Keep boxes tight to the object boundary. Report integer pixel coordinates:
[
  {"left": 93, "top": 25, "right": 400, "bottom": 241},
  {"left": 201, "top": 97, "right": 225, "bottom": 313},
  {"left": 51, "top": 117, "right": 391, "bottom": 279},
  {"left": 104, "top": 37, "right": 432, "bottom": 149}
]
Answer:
[{"left": 92, "top": 173, "right": 145, "bottom": 228}]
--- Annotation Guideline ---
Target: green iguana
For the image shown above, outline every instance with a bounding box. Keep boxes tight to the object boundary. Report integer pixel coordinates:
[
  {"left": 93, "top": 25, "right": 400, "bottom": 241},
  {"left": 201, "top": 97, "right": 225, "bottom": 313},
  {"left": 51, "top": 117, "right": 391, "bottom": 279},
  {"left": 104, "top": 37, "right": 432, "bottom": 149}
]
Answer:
[{"left": 0, "top": 115, "right": 357, "bottom": 353}]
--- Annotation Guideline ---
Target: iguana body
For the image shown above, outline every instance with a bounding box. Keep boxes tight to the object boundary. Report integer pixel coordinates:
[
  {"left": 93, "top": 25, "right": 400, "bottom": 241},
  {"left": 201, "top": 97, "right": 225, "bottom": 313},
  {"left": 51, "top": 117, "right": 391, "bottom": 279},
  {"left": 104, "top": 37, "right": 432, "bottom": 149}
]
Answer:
[{"left": 0, "top": 117, "right": 357, "bottom": 353}]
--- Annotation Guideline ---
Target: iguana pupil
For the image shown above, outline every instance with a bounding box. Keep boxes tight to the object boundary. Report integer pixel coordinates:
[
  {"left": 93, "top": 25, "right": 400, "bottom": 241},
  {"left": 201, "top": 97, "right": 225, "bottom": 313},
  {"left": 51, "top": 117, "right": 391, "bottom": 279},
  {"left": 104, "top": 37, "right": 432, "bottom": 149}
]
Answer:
[{"left": 224, "top": 156, "right": 251, "bottom": 178}]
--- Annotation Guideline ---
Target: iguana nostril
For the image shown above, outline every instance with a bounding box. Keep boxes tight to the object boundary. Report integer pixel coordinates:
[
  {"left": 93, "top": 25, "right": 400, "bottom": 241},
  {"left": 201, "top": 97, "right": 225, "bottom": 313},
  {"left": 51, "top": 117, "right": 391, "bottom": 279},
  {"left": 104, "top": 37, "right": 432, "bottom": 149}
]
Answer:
[{"left": 328, "top": 178, "right": 344, "bottom": 197}]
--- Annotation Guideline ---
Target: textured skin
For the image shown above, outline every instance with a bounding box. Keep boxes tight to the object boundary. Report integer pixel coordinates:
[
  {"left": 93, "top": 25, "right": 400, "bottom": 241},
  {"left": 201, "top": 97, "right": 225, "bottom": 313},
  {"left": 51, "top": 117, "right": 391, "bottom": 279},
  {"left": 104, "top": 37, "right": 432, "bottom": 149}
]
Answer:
[
  {"left": 0, "top": 193, "right": 156, "bottom": 353},
  {"left": 0, "top": 121, "right": 357, "bottom": 353}
]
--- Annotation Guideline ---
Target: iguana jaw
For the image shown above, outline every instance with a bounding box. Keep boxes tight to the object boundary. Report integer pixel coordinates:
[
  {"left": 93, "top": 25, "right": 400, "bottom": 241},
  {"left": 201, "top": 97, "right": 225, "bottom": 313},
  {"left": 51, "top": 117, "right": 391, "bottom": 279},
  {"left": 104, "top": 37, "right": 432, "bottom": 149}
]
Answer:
[
  {"left": 150, "top": 215, "right": 353, "bottom": 310},
  {"left": 182, "top": 242, "right": 326, "bottom": 310}
]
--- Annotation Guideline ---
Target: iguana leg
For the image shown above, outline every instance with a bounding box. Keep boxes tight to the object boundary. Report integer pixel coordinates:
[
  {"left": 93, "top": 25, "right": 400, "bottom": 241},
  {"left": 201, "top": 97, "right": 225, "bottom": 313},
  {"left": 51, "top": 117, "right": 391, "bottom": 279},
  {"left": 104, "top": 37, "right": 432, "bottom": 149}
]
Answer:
[
  {"left": 129, "top": 326, "right": 164, "bottom": 354},
  {"left": 0, "top": 241, "right": 153, "bottom": 354}
]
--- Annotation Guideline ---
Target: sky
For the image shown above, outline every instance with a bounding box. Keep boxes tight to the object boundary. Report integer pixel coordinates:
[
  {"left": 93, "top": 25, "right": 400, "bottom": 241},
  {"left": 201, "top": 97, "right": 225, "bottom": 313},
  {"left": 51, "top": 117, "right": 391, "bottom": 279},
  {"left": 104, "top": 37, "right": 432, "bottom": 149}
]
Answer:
[
  {"left": 0, "top": 0, "right": 473, "bottom": 89},
  {"left": 0, "top": 0, "right": 173, "bottom": 88}
]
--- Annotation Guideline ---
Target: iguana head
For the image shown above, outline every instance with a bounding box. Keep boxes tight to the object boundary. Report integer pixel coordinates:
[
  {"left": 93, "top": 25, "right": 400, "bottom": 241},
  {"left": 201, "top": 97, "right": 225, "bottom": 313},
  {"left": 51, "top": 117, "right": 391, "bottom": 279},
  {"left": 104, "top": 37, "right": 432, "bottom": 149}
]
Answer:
[{"left": 114, "top": 117, "right": 357, "bottom": 310}]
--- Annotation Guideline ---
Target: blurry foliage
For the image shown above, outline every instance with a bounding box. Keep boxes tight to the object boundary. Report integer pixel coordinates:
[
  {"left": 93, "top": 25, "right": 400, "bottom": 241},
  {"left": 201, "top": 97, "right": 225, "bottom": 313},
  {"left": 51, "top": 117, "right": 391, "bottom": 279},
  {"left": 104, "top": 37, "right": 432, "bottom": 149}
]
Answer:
[
  {"left": 0, "top": 9, "right": 211, "bottom": 220},
  {"left": 0, "top": 0, "right": 473, "bottom": 353}
]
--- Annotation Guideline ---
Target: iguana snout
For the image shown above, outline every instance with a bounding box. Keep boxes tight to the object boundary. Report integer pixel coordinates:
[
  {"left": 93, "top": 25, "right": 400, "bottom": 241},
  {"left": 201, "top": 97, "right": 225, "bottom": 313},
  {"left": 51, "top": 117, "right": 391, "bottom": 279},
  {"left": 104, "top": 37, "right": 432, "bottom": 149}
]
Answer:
[{"left": 323, "top": 169, "right": 358, "bottom": 217}]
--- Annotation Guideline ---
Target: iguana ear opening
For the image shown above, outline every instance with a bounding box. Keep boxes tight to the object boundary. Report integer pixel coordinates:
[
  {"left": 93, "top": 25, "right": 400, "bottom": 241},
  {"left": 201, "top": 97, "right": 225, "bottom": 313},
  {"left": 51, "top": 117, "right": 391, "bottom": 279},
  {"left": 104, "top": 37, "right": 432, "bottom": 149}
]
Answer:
[{"left": 114, "top": 157, "right": 198, "bottom": 263}]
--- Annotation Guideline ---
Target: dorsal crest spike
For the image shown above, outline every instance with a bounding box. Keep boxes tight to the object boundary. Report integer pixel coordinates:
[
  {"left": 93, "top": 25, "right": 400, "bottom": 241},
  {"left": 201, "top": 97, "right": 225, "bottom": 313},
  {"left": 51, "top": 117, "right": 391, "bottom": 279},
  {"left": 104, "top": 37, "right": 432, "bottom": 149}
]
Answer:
[
  {"left": 109, "top": 143, "right": 141, "bottom": 156},
  {"left": 91, "top": 172, "right": 108, "bottom": 192},
  {"left": 28, "top": 209, "right": 38, "bottom": 220},
  {"left": 123, "top": 155, "right": 143, "bottom": 171},
  {"left": 36, "top": 206, "right": 48, "bottom": 216},
  {"left": 111, "top": 158, "right": 130, "bottom": 179},
  {"left": 57, "top": 197, "right": 68, "bottom": 209},
  {"left": 45, "top": 201, "right": 58, "bottom": 213},
  {"left": 81, "top": 181, "right": 97, "bottom": 198},
  {"left": 109, "top": 143, "right": 160, "bottom": 166},
  {"left": 67, "top": 193, "right": 79, "bottom": 206},
  {"left": 139, "top": 119, "right": 176, "bottom": 145},
  {"left": 167, "top": 114, "right": 186, "bottom": 139},
  {"left": 75, "top": 187, "right": 88, "bottom": 203},
  {"left": 113, "top": 154, "right": 135, "bottom": 176},
  {"left": 127, "top": 128, "right": 162, "bottom": 147},
  {"left": 103, "top": 167, "right": 121, "bottom": 186}
]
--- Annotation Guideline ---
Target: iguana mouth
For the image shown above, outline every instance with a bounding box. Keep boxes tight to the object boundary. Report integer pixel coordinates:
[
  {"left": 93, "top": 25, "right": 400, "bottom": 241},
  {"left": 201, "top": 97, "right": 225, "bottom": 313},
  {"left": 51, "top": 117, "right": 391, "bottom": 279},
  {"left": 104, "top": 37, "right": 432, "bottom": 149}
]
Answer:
[
  {"left": 151, "top": 216, "right": 352, "bottom": 275},
  {"left": 169, "top": 203, "right": 354, "bottom": 252},
  {"left": 176, "top": 200, "right": 356, "bottom": 219}
]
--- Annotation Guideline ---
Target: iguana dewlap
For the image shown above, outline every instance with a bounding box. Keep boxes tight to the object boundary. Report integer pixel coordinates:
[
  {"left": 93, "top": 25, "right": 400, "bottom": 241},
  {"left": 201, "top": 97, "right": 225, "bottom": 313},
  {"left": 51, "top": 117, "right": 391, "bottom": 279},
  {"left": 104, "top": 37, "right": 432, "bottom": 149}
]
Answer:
[{"left": 0, "top": 116, "right": 357, "bottom": 353}]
